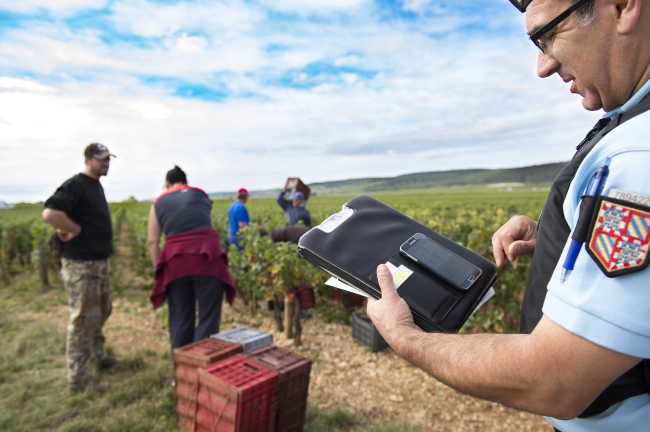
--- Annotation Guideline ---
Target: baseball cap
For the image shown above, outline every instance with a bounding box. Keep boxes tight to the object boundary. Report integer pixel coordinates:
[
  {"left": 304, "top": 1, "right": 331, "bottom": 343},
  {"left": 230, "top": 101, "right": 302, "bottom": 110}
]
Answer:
[
  {"left": 293, "top": 191, "right": 305, "bottom": 200},
  {"left": 238, "top": 188, "right": 249, "bottom": 195},
  {"left": 84, "top": 143, "right": 116, "bottom": 160},
  {"left": 509, "top": 0, "right": 532, "bottom": 12}
]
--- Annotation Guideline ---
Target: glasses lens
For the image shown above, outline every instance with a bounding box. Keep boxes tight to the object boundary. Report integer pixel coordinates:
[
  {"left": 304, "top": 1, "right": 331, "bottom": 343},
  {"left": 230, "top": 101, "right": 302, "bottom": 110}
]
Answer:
[{"left": 531, "top": 37, "right": 545, "bottom": 54}]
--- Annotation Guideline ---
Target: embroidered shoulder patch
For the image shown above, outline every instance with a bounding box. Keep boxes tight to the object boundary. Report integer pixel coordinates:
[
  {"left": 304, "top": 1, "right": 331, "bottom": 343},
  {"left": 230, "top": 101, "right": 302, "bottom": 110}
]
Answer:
[{"left": 587, "top": 196, "right": 650, "bottom": 278}]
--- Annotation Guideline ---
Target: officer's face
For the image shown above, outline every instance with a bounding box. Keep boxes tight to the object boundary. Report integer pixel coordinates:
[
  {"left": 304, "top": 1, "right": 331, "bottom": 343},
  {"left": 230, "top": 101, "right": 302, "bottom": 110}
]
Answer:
[{"left": 526, "top": 0, "right": 618, "bottom": 112}]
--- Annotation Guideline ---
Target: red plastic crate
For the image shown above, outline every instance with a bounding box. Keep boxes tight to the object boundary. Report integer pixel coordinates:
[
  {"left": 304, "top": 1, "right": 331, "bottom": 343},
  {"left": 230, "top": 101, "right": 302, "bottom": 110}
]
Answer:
[
  {"left": 174, "top": 339, "right": 243, "bottom": 431},
  {"left": 293, "top": 286, "right": 315, "bottom": 310},
  {"left": 194, "top": 355, "right": 279, "bottom": 432},
  {"left": 332, "top": 289, "right": 365, "bottom": 307},
  {"left": 244, "top": 346, "right": 311, "bottom": 432}
]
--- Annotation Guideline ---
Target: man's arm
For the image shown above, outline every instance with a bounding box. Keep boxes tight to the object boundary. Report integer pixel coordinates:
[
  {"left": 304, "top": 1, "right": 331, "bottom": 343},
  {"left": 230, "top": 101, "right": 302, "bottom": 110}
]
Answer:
[
  {"left": 42, "top": 209, "right": 82, "bottom": 242},
  {"left": 276, "top": 191, "right": 290, "bottom": 211},
  {"left": 147, "top": 205, "right": 162, "bottom": 266},
  {"left": 367, "top": 265, "right": 641, "bottom": 420},
  {"left": 492, "top": 215, "right": 538, "bottom": 266},
  {"left": 237, "top": 205, "right": 250, "bottom": 229}
]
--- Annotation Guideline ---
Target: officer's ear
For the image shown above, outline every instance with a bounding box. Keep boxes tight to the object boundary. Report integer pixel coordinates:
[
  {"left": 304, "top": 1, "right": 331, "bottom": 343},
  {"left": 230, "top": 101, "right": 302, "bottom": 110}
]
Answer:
[{"left": 609, "top": 0, "right": 642, "bottom": 34}]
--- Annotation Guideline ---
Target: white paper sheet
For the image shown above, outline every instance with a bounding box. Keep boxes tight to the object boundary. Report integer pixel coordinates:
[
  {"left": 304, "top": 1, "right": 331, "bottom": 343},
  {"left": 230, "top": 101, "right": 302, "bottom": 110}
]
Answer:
[
  {"left": 325, "top": 277, "right": 494, "bottom": 317},
  {"left": 325, "top": 277, "right": 369, "bottom": 297},
  {"left": 471, "top": 287, "right": 495, "bottom": 316}
]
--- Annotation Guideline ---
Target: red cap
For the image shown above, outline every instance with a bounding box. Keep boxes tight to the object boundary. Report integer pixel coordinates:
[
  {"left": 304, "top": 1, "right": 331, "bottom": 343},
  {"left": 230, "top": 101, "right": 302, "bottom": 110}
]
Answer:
[{"left": 237, "top": 188, "right": 249, "bottom": 195}]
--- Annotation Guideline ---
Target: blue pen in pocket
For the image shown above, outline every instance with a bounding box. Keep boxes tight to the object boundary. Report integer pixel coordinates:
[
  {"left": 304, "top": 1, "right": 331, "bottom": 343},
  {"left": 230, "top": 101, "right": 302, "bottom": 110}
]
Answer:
[{"left": 560, "top": 158, "right": 612, "bottom": 282}]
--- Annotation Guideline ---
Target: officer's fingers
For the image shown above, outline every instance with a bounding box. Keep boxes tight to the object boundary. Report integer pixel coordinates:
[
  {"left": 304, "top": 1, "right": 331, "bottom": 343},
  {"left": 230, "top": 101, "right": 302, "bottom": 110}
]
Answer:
[
  {"left": 376, "top": 265, "right": 399, "bottom": 301},
  {"left": 509, "top": 239, "right": 536, "bottom": 258},
  {"left": 491, "top": 230, "right": 508, "bottom": 267},
  {"left": 496, "top": 229, "right": 519, "bottom": 263}
]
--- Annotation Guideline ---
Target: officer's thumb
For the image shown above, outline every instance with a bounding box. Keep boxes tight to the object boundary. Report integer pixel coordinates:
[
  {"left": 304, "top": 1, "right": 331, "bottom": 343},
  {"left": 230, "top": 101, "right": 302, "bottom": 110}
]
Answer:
[
  {"left": 377, "top": 265, "right": 398, "bottom": 300},
  {"left": 511, "top": 240, "right": 535, "bottom": 258}
]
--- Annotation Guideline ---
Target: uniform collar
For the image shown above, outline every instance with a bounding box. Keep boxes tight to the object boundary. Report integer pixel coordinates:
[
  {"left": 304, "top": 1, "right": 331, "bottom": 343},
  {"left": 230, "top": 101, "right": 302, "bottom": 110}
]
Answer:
[{"left": 603, "top": 78, "right": 650, "bottom": 119}]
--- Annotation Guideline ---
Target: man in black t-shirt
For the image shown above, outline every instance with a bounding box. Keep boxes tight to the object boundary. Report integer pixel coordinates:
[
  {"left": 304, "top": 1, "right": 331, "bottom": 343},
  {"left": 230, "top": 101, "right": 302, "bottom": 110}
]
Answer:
[{"left": 43, "top": 143, "right": 117, "bottom": 392}]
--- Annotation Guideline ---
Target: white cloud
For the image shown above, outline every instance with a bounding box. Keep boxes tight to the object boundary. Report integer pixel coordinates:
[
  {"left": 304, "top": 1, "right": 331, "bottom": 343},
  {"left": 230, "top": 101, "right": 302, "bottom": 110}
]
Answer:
[
  {"left": 256, "top": 0, "right": 371, "bottom": 13},
  {"left": 0, "top": 0, "right": 604, "bottom": 203},
  {"left": 0, "top": 0, "right": 107, "bottom": 16}
]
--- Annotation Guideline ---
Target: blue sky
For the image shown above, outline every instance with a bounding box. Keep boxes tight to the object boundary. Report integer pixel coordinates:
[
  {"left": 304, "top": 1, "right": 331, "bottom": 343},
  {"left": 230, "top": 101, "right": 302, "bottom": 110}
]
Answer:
[{"left": 0, "top": 0, "right": 600, "bottom": 202}]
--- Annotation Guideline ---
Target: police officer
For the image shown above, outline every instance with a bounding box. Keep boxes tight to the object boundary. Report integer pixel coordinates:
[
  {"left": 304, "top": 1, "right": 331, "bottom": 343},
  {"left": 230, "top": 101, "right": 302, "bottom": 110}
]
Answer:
[
  {"left": 367, "top": 1, "right": 650, "bottom": 430},
  {"left": 276, "top": 190, "right": 311, "bottom": 227},
  {"left": 43, "top": 143, "right": 117, "bottom": 393}
]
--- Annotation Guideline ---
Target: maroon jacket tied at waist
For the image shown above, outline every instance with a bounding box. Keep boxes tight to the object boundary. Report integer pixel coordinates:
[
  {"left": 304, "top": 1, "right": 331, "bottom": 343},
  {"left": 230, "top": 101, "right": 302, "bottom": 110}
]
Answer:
[{"left": 150, "top": 228, "right": 235, "bottom": 309}]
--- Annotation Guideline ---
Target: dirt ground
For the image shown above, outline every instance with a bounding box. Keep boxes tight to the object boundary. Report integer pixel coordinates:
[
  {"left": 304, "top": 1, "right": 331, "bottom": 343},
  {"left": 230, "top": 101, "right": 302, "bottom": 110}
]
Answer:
[
  {"left": 22, "top": 224, "right": 554, "bottom": 431},
  {"left": 27, "top": 295, "right": 553, "bottom": 432}
]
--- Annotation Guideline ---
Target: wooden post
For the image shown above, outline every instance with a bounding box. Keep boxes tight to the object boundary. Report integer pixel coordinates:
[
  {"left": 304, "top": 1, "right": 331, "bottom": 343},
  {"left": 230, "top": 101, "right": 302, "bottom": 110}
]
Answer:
[
  {"left": 0, "top": 260, "right": 9, "bottom": 285},
  {"left": 38, "top": 241, "right": 49, "bottom": 287},
  {"left": 293, "top": 297, "right": 302, "bottom": 346},
  {"left": 284, "top": 296, "right": 293, "bottom": 339},
  {"left": 273, "top": 296, "right": 284, "bottom": 332}
]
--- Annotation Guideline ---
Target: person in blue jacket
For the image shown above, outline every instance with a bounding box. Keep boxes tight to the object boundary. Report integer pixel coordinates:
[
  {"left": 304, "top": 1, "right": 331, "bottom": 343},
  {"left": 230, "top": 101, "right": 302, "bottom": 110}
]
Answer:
[
  {"left": 276, "top": 190, "right": 311, "bottom": 227},
  {"left": 367, "top": 1, "right": 650, "bottom": 431},
  {"left": 227, "top": 188, "right": 251, "bottom": 249}
]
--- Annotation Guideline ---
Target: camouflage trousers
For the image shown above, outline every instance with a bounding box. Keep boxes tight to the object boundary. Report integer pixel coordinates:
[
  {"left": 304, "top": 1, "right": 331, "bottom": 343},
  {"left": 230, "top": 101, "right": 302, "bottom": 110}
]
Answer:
[{"left": 61, "top": 258, "right": 112, "bottom": 387}]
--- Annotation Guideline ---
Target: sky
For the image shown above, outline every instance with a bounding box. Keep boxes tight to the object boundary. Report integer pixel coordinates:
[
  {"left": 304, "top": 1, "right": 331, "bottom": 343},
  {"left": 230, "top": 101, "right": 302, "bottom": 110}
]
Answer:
[{"left": 0, "top": 0, "right": 602, "bottom": 203}]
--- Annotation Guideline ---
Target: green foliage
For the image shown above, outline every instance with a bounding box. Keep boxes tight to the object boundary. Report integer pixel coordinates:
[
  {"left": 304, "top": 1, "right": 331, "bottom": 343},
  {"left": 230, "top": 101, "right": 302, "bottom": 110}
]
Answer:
[{"left": 3, "top": 189, "right": 547, "bottom": 333}]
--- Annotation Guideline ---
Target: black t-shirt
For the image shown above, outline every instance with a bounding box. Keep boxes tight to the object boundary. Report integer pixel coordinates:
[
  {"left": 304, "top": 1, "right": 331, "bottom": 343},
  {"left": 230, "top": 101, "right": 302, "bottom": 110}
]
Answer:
[{"left": 45, "top": 173, "right": 113, "bottom": 260}]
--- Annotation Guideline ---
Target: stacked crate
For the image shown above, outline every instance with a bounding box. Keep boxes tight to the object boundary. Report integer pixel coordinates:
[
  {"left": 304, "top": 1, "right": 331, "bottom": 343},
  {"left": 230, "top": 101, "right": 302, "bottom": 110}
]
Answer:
[
  {"left": 211, "top": 327, "right": 273, "bottom": 352},
  {"left": 293, "top": 286, "right": 315, "bottom": 309},
  {"left": 244, "top": 346, "right": 312, "bottom": 432},
  {"left": 352, "top": 312, "right": 389, "bottom": 352},
  {"left": 194, "top": 355, "right": 279, "bottom": 432},
  {"left": 283, "top": 178, "right": 311, "bottom": 201},
  {"left": 173, "top": 339, "right": 242, "bottom": 431}
]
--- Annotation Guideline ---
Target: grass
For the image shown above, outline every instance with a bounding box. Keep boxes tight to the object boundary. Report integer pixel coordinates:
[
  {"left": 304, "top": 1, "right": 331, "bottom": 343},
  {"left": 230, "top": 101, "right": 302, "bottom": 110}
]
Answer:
[
  {"left": 0, "top": 230, "right": 420, "bottom": 431},
  {"left": 304, "top": 404, "right": 422, "bottom": 432}
]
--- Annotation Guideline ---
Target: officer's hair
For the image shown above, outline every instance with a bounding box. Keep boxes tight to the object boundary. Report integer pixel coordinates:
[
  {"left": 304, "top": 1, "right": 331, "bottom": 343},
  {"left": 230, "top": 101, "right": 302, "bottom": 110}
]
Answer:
[
  {"left": 564, "top": 0, "right": 597, "bottom": 26},
  {"left": 166, "top": 166, "right": 188, "bottom": 185},
  {"left": 237, "top": 193, "right": 248, "bottom": 200}
]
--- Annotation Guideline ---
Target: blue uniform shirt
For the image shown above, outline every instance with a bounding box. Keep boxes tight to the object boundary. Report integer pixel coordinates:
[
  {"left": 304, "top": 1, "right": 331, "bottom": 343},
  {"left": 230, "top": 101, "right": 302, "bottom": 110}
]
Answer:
[
  {"left": 543, "top": 89, "right": 650, "bottom": 431},
  {"left": 228, "top": 200, "right": 250, "bottom": 235}
]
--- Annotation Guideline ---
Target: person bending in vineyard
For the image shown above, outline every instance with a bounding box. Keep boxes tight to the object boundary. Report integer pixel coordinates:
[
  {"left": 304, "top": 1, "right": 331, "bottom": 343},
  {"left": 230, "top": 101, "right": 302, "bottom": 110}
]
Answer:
[
  {"left": 42, "top": 143, "right": 117, "bottom": 393},
  {"left": 276, "top": 190, "right": 311, "bottom": 227},
  {"left": 368, "top": 1, "right": 650, "bottom": 431},
  {"left": 227, "top": 188, "right": 251, "bottom": 249},
  {"left": 148, "top": 166, "right": 235, "bottom": 358}
]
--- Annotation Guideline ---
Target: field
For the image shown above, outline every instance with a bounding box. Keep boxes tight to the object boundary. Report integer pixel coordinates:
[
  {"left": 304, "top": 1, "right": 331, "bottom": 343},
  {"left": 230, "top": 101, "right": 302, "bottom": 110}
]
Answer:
[{"left": 0, "top": 190, "right": 555, "bottom": 431}]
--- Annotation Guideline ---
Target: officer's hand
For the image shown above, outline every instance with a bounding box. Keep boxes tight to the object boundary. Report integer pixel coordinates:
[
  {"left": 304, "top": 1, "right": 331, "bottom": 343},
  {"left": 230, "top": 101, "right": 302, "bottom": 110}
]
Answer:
[
  {"left": 492, "top": 215, "right": 538, "bottom": 267},
  {"left": 58, "top": 228, "right": 81, "bottom": 243},
  {"left": 367, "top": 265, "right": 419, "bottom": 353}
]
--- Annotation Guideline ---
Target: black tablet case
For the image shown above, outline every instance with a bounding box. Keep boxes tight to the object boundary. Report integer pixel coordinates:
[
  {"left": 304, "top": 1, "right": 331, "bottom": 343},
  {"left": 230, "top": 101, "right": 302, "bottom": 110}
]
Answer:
[{"left": 298, "top": 195, "right": 497, "bottom": 333}]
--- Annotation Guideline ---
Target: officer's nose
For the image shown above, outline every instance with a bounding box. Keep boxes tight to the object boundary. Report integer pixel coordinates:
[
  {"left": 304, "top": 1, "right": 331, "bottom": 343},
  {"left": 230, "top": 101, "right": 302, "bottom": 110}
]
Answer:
[{"left": 537, "top": 51, "right": 560, "bottom": 78}]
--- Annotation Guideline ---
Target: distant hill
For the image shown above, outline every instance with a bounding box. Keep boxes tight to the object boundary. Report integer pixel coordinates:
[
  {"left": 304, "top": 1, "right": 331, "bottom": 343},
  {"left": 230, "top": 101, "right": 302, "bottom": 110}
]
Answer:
[{"left": 208, "top": 162, "right": 567, "bottom": 199}]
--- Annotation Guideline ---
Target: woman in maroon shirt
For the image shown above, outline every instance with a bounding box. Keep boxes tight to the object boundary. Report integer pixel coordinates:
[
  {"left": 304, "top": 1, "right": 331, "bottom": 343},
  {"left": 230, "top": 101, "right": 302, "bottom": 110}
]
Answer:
[{"left": 148, "top": 166, "right": 235, "bottom": 352}]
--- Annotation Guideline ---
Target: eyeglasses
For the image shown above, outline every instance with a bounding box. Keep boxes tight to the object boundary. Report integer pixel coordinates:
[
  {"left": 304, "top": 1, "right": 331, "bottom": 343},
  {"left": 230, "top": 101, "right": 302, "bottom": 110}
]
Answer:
[{"left": 529, "top": 0, "right": 590, "bottom": 54}]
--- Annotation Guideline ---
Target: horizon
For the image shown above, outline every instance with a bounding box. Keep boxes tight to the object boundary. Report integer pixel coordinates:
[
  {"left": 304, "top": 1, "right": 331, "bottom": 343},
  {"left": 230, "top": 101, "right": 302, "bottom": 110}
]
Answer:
[
  {"left": 0, "top": 0, "right": 600, "bottom": 203},
  {"left": 2, "top": 160, "right": 564, "bottom": 204}
]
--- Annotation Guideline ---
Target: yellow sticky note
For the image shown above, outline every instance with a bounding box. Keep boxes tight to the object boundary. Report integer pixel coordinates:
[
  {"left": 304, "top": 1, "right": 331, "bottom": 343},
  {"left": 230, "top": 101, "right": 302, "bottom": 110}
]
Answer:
[{"left": 393, "top": 269, "right": 412, "bottom": 288}]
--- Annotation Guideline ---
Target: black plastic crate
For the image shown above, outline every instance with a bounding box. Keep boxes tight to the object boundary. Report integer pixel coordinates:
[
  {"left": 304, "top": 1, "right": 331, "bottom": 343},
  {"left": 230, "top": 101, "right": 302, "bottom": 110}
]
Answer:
[{"left": 352, "top": 312, "right": 389, "bottom": 352}]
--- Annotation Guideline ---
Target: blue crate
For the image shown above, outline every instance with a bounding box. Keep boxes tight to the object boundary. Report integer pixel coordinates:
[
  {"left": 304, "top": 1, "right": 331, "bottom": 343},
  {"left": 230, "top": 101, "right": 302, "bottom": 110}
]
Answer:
[{"left": 210, "top": 327, "right": 273, "bottom": 352}]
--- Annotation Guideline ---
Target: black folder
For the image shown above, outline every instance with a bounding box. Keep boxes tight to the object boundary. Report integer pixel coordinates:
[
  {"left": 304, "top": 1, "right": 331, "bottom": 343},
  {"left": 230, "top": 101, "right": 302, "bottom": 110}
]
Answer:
[{"left": 298, "top": 195, "right": 497, "bottom": 333}]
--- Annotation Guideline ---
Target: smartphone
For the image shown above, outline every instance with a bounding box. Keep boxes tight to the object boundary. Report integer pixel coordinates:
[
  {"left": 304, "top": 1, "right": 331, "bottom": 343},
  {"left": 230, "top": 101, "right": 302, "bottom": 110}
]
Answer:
[{"left": 400, "top": 233, "right": 482, "bottom": 291}]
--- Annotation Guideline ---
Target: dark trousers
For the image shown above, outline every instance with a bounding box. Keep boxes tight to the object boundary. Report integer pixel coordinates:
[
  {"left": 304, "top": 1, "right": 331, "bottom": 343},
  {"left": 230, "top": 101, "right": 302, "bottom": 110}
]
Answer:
[{"left": 167, "top": 275, "right": 225, "bottom": 350}]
